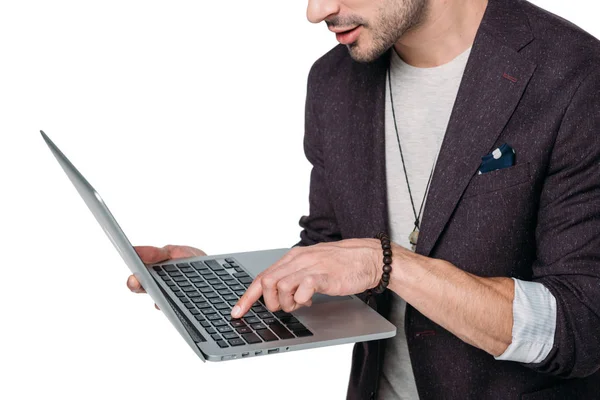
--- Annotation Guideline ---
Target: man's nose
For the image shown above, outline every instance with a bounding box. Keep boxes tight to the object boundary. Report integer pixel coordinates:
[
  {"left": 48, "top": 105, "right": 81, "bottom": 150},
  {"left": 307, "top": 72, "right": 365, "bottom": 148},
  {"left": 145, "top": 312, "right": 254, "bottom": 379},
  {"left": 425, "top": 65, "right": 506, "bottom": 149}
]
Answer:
[{"left": 307, "top": 0, "right": 340, "bottom": 24}]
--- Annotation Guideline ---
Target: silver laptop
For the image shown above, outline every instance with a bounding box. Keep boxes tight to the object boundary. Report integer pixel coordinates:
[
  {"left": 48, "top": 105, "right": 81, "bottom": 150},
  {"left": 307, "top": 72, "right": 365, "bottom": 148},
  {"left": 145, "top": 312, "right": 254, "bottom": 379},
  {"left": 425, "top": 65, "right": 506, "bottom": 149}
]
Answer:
[{"left": 41, "top": 130, "right": 396, "bottom": 362}]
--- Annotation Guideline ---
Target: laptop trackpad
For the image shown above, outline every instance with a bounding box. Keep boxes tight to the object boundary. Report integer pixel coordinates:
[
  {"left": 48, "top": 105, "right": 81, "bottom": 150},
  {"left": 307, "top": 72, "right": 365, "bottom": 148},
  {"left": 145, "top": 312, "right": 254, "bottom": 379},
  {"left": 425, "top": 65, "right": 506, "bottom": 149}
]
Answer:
[{"left": 312, "top": 293, "right": 352, "bottom": 304}]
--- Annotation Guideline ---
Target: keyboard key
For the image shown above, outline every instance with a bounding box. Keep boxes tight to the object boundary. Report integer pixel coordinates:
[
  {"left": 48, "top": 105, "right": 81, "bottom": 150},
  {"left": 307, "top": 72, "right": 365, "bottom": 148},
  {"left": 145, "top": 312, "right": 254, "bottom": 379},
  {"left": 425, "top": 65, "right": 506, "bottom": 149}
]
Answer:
[
  {"left": 228, "top": 300, "right": 238, "bottom": 306},
  {"left": 221, "top": 275, "right": 235, "bottom": 282},
  {"left": 179, "top": 281, "right": 191, "bottom": 287},
  {"left": 256, "top": 329, "right": 278, "bottom": 342},
  {"left": 245, "top": 317, "right": 261, "bottom": 325},
  {"left": 223, "top": 294, "right": 238, "bottom": 301},
  {"left": 174, "top": 292, "right": 186, "bottom": 298},
  {"left": 268, "top": 322, "right": 294, "bottom": 340},
  {"left": 236, "top": 326, "right": 252, "bottom": 334},
  {"left": 233, "top": 272, "right": 249, "bottom": 278},
  {"left": 183, "top": 287, "right": 198, "bottom": 293},
  {"left": 218, "top": 289, "right": 233, "bottom": 296},
  {"left": 242, "top": 332, "right": 262, "bottom": 344},
  {"left": 217, "top": 340, "right": 229, "bottom": 348},
  {"left": 200, "top": 321, "right": 211, "bottom": 328},
  {"left": 185, "top": 303, "right": 196, "bottom": 309},
  {"left": 258, "top": 312, "right": 273, "bottom": 319},
  {"left": 295, "top": 329, "right": 313, "bottom": 337},
  {"left": 251, "top": 323, "right": 266, "bottom": 330},
  {"left": 215, "top": 270, "right": 229, "bottom": 276},
  {"left": 153, "top": 266, "right": 162, "bottom": 272},
  {"left": 194, "top": 282, "right": 209, "bottom": 288},
  {"left": 223, "top": 332, "right": 239, "bottom": 340},
  {"left": 176, "top": 262, "right": 191, "bottom": 268},
  {"left": 204, "top": 260, "right": 224, "bottom": 271},
  {"left": 234, "top": 267, "right": 244, "bottom": 273},
  {"left": 228, "top": 338, "right": 246, "bottom": 347},
  {"left": 168, "top": 271, "right": 182, "bottom": 277},
  {"left": 238, "top": 277, "right": 253, "bottom": 285},
  {"left": 213, "top": 284, "right": 227, "bottom": 290},
  {"left": 200, "top": 287, "right": 214, "bottom": 294},
  {"left": 190, "top": 309, "right": 201, "bottom": 315},
  {"left": 207, "top": 278, "right": 221, "bottom": 285},
  {"left": 217, "top": 326, "right": 232, "bottom": 333},
  {"left": 163, "top": 265, "right": 177, "bottom": 272},
  {"left": 230, "top": 284, "right": 245, "bottom": 291},
  {"left": 252, "top": 306, "right": 266, "bottom": 313},
  {"left": 173, "top": 276, "right": 187, "bottom": 282},
  {"left": 190, "top": 261, "right": 206, "bottom": 269},
  {"left": 211, "top": 333, "right": 221, "bottom": 341},
  {"left": 207, "top": 314, "right": 222, "bottom": 321},
  {"left": 287, "top": 323, "right": 308, "bottom": 332},
  {"left": 231, "top": 320, "right": 246, "bottom": 327},
  {"left": 205, "top": 292, "right": 219, "bottom": 299},
  {"left": 209, "top": 297, "right": 224, "bottom": 305},
  {"left": 274, "top": 311, "right": 292, "bottom": 318},
  {"left": 225, "top": 258, "right": 235, "bottom": 263},
  {"left": 212, "top": 319, "right": 227, "bottom": 327},
  {"left": 280, "top": 316, "right": 299, "bottom": 324},
  {"left": 235, "top": 290, "right": 246, "bottom": 296},
  {"left": 201, "top": 308, "right": 217, "bottom": 315},
  {"left": 188, "top": 291, "right": 202, "bottom": 298},
  {"left": 199, "top": 269, "right": 213, "bottom": 276},
  {"left": 243, "top": 312, "right": 255, "bottom": 319},
  {"left": 214, "top": 303, "right": 230, "bottom": 310}
]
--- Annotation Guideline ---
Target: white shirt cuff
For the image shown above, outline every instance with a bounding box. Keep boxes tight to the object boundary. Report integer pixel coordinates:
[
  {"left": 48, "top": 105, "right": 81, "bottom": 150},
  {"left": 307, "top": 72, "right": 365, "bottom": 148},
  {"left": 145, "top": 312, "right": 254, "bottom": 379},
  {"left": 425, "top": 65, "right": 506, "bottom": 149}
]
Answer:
[{"left": 494, "top": 278, "right": 557, "bottom": 363}]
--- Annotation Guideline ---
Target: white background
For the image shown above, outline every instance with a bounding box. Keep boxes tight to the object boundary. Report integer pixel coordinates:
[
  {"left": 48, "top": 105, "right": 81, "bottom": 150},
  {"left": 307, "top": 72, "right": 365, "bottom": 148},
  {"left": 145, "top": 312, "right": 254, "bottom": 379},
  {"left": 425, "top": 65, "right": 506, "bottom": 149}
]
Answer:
[{"left": 0, "top": 1, "right": 597, "bottom": 399}]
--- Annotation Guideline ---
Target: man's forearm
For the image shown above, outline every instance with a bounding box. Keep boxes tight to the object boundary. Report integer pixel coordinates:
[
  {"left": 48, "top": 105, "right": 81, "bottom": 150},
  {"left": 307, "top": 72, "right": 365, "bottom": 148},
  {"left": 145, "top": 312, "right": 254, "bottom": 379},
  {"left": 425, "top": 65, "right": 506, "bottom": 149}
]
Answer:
[{"left": 388, "top": 243, "right": 514, "bottom": 356}]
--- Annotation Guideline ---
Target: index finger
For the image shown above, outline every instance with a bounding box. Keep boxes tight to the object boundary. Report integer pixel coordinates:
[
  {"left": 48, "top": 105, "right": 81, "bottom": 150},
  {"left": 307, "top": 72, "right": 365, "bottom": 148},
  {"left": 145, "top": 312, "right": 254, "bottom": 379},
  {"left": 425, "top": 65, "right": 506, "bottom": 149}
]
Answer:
[
  {"left": 134, "top": 246, "right": 170, "bottom": 265},
  {"left": 231, "top": 279, "right": 263, "bottom": 318}
]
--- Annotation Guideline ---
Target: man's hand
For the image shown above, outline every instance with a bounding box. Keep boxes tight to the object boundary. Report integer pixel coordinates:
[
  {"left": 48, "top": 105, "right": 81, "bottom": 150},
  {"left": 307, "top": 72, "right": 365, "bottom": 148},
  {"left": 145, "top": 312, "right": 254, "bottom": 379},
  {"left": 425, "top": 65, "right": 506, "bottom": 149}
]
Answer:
[
  {"left": 126, "top": 245, "right": 207, "bottom": 294},
  {"left": 231, "top": 239, "right": 382, "bottom": 318}
]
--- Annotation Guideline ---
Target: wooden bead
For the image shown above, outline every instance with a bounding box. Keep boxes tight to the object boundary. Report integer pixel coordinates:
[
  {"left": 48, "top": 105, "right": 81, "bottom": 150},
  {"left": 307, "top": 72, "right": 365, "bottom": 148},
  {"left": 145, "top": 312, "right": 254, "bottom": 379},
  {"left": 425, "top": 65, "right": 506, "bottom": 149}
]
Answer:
[
  {"left": 382, "top": 273, "right": 390, "bottom": 282},
  {"left": 382, "top": 243, "right": 391, "bottom": 250},
  {"left": 383, "top": 265, "right": 392, "bottom": 273},
  {"left": 383, "top": 249, "right": 392, "bottom": 257},
  {"left": 383, "top": 256, "right": 392, "bottom": 265}
]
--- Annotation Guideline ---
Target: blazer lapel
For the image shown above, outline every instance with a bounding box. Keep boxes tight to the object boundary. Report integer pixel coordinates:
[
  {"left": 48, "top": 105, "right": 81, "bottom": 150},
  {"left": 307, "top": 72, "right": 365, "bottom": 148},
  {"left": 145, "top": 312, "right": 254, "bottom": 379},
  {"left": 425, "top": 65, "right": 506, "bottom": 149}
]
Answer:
[{"left": 415, "top": 0, "right": 537, "bottom": 257}]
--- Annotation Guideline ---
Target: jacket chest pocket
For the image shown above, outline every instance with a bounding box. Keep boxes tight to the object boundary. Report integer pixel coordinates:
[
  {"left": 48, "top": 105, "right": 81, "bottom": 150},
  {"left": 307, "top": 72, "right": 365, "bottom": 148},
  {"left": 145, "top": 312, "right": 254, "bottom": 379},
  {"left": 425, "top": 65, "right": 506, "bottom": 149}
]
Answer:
[{"left": 462, "top": 162, "right": 531, "bottom": 199}]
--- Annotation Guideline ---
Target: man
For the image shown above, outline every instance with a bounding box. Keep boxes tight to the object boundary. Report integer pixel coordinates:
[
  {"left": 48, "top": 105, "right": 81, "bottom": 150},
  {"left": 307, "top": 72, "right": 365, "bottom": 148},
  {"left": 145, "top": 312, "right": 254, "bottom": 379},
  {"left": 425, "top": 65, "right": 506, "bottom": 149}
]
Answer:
[{"left": 128, "top": 0, "right": 600, "bottom": 398}]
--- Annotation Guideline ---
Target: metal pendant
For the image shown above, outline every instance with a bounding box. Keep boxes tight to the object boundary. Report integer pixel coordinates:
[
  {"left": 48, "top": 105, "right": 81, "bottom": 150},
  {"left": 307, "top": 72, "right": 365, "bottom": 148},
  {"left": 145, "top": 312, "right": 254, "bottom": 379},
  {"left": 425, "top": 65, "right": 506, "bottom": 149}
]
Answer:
[{"left": 409, "top": 229, "right": 419, "bottom": 252}]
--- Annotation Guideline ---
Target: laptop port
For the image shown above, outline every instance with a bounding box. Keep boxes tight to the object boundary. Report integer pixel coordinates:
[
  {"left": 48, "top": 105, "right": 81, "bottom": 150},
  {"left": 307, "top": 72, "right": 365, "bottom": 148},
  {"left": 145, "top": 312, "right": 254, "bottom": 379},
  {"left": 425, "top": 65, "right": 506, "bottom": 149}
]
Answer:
[
  {"left": 242, "top": 352, "right": 249, "bottom": 358},
  {"left": 268, "top": 348, "right": 279, "bottom": 354},
  {"left": 255, "top": 350, "right": 263, "bottom": 356}
]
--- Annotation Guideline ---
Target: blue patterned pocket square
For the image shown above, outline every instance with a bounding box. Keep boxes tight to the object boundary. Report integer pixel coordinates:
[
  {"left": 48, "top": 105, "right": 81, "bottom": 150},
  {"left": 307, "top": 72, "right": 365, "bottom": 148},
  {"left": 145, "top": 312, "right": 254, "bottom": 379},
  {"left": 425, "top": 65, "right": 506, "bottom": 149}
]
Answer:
[{"left": 478, "top": 143, "right": 516, "bottom": 174}]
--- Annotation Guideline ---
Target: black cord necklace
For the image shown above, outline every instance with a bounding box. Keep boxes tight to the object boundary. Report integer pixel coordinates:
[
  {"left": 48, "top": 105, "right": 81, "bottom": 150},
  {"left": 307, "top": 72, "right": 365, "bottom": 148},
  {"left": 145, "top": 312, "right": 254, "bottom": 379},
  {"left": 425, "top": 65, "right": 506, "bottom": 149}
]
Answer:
[{"left": 387, "top": 66, "right": 435, "bottom": 252}]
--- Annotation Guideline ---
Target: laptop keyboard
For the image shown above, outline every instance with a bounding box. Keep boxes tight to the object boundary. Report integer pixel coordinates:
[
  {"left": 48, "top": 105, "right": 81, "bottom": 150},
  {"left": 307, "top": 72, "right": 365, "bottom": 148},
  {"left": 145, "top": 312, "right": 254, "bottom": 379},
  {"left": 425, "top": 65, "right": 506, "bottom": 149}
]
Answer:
[{"left": 153, "top": 258, "right": 313, "bottom": 348}]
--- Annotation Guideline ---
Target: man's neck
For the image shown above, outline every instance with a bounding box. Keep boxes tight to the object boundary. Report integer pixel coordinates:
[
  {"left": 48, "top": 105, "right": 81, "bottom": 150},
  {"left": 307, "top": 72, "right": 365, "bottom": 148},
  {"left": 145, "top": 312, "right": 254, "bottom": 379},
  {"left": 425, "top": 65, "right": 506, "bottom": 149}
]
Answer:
[{"left": 394, "top": 0, "right": 488, "bottom": 68}]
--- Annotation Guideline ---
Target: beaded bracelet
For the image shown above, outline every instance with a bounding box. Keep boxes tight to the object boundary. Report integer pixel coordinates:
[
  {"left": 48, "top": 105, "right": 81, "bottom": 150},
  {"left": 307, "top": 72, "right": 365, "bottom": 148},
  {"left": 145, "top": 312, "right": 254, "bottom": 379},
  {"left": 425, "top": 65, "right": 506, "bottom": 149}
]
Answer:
[{"left": 371, "top": 232, "right": 393, "bottom": 294}]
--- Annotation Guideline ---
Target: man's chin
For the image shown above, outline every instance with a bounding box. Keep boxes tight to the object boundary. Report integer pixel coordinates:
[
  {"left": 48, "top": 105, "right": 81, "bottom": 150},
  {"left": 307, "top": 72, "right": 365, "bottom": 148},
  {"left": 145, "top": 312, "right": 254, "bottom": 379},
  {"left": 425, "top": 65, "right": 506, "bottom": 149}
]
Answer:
[{"left": 346, "top": 42, "right": 387, "bottom": 63}]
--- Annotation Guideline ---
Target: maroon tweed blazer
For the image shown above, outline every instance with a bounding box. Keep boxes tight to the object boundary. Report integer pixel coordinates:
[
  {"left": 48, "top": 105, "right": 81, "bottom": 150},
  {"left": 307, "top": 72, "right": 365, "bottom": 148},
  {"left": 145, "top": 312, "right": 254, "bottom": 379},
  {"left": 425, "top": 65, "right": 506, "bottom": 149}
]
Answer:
[{"left": 293, "top": 0, "right": 600, "bottom": 398}]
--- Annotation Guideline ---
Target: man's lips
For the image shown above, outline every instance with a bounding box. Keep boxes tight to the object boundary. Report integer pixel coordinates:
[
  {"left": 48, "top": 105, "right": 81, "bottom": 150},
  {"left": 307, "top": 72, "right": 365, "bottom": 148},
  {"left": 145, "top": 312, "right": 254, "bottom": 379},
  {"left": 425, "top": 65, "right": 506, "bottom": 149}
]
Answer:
[{"left": 332, "top": 26, "right": 362, "bottom": 45}]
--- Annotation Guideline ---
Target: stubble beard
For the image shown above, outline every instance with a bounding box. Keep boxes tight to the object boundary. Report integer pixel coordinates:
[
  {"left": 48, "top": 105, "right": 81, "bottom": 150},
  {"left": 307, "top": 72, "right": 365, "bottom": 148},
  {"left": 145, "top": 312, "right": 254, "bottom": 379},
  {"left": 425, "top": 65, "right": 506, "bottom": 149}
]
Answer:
[{"left": 348, "top": 0, "right": 429, "bottom": 63}]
